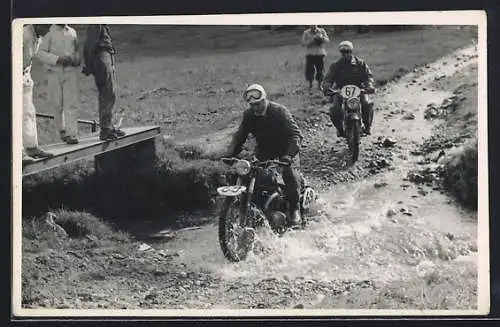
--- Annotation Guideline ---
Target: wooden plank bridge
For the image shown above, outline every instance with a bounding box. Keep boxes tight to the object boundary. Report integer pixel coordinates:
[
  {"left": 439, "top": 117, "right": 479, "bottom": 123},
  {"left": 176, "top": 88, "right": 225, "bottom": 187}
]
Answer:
[{"left": 22, "top": 125, "right": 162, "bottom": 177}]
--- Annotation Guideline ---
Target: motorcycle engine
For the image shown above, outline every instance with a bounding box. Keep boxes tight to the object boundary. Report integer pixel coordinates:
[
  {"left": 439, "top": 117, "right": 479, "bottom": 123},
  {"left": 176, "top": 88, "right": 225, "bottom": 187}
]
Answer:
[{"left": 256, "top": 166, "right": 283, "bottom": 191}]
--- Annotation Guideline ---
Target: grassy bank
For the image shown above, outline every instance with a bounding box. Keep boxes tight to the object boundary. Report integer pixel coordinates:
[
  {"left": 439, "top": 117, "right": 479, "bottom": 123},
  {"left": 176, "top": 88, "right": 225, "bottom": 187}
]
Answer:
[
  {"left": 22, "top": 139, "right": 227, "bottom": 223},
  {"left": 440, "top": 138, "right": 478, "bottom": 210},
  {"left": 22, "top": 209, "right": 134, "bottom": 306},
  {"left": 421, "top": 62, "right": 478, "bottom": 210}
]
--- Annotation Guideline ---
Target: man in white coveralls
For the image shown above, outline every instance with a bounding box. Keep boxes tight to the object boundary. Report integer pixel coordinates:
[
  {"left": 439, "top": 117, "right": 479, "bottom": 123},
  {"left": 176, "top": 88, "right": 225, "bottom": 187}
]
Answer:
[{"left": 37, "top": 24, "right": 81, "bottom": 145}]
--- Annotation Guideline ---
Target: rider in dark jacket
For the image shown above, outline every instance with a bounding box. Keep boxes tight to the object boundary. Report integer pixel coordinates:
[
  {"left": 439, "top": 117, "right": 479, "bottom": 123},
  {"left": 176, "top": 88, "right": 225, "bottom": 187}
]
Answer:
[
  {"left": 323, "top": 40, "right": 376, "bottom": 136},
  {"left": 227, "top": 84, "right": 304, "bottom": 226}
]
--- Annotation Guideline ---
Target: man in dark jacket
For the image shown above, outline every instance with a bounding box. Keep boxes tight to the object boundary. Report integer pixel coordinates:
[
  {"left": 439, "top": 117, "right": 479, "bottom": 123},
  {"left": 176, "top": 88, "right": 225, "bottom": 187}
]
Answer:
[
  {"left": 82, "top": 24, "right": 125, "bottom": 140},
  {"left": 323, "top": 40, "right": 375, "bottom": 137},
  {"left": 227, "top": 84, "right": 304, "bottom": 226}
]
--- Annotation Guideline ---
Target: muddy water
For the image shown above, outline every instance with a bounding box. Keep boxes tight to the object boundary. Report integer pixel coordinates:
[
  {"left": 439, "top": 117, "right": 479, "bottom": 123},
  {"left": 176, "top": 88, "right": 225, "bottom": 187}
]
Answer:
[
  {"left": 163, "top": 170, "right": 476, "bottom": 285},
  {"left": 161, "top": 46, "right": 478, "bottom": 289}
]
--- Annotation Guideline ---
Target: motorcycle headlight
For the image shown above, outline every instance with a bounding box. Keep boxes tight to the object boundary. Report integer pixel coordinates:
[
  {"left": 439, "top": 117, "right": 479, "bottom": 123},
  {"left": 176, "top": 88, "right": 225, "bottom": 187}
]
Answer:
[
  {"left": 346, "top": 98, "right": 361, "bottom": 110},
  {"left": 233, "top": 160, "right": 251, "bottom": 176}
]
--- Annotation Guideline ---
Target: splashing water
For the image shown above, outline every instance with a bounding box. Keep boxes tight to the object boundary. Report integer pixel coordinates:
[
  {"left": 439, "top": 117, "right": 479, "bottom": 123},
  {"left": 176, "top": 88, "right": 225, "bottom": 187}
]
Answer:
[{"left": 162, "top": 46, "right": 478, "bottom": 285}]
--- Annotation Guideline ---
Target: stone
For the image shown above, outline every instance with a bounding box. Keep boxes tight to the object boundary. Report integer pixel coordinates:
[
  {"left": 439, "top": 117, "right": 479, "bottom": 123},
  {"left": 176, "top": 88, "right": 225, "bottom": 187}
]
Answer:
[
  {"left": 382, "top": 138, "right": 397, "bottom": 148},
  {"left": 386, "top": 209, "right": 397, "bottom": 217},
  {"left": 402, "top": 112, "right": 416, "bottom": 120},
  {"left": 374, "top": 182, "right": 388, "bottom": 189}
]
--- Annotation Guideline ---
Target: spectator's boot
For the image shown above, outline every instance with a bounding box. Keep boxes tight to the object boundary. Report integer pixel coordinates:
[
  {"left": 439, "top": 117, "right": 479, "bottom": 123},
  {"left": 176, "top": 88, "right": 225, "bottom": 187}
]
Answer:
[
  {"left": 22, "top": 151, "right": 36, "bottom": 165},
  {"left": 26, "top": 147, "right": 54, "bottom": 159},
  {"left": 100, "top": 127, "right": 126, "bottom": 141}
]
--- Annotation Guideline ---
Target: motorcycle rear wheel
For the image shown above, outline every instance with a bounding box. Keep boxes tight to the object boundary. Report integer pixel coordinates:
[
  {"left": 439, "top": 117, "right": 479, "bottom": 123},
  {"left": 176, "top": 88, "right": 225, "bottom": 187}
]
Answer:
[{"left": 218, "top": 196, "right": 253, "bottom": 262}]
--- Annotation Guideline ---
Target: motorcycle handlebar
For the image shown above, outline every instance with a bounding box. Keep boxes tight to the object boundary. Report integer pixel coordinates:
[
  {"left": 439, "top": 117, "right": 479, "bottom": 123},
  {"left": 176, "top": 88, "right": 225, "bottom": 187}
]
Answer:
[
  {"left": 221, "top": 157, "right": 290, "bottom": 167},
  {"left": 325, "top": 87, "right": 374, "bottom": 96},
  {"left": 254, "top": 159, "right": 290, "bottom": 167},
  {"left": 221, "top": 157, "right": 240, "bottom": 165}
]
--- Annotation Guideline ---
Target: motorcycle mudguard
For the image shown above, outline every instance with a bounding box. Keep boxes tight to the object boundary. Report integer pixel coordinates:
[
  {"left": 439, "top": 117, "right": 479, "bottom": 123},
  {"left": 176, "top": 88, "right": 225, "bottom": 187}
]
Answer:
[
  {"left": 346, "top": 112, "right": 361, "bottom": 121},
  {"left": 301, "top": 187, "right": 317, "bottom": 210},
  {"left": 217, "top": 185, "right": 247, "bottom": 196}
]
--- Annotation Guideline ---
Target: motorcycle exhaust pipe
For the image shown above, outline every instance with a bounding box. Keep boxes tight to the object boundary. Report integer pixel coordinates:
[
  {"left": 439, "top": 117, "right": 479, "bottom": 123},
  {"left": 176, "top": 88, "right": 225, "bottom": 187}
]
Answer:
[{"left": 263, "top": 192, "right": 280, "bottom": 212}]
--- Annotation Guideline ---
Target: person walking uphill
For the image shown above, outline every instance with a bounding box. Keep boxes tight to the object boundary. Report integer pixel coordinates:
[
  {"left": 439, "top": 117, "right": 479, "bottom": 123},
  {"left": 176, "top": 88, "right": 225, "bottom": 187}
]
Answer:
[
  {"left": 227, "top": 84, "right": 304, "bottom": 226},
  {"left": 38, "top": 24, "right": 81, "bottom": 145},
  {"left": 22, "top": 24, "right": 55, "bottom": 164},
  {"left": 301, "top": 25, "right": 330, "bottom": 90},
  {"left": 82, "top": 24, "right": 125, "bottom": 141}
]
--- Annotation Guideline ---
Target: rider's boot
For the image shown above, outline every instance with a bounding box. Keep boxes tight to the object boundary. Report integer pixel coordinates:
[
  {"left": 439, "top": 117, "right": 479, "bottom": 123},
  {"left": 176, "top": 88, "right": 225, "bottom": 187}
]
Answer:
[
  {"left": 290, "top": 208, "right": 302, "bottom": 227},
  {"left": 336, "top": 128, "right": 345, "bottom": 138},
  {"left": 361, "top": 99, "right": 374, "bottom": 136}
]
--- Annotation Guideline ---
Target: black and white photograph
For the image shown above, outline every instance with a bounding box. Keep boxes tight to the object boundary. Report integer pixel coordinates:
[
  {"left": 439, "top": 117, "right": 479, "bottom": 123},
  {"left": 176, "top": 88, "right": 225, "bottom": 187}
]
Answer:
[{"left": 12, "top": 11, "right": 488, "bottom": 316}]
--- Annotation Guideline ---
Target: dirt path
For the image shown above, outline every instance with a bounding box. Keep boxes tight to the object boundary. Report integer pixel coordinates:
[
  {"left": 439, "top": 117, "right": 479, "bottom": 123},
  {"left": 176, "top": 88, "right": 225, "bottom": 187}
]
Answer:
[
  {"left": 22, "top": 46, "right": 480, "bottom": 311},
  {"left": 154, "top": 46, "right": 479, "bottom": 310}
]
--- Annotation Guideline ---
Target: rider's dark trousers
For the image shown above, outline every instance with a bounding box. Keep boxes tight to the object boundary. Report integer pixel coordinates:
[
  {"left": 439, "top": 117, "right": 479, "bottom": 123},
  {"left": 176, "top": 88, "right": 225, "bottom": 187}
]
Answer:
[
  {"left": 257, "top": 152, "right": 302, "bottom": 212},
  {"left": 328, "top": 93, "right": 374, "bottom": 132}
]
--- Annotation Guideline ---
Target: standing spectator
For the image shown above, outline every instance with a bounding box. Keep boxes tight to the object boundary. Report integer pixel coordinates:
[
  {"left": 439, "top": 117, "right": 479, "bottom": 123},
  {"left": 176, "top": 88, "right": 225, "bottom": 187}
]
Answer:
[
  {"left": 82, "top": 24, "right": 126, "bottom": 141},
  {"left": 38, "top": 24, "right": 81, "bottom": 145},
  {"left": 301, "top": 25, "right": 330, "bottom": 90},
  {"left": 22, "top": 24, "right": 55, "bottom": 164}
]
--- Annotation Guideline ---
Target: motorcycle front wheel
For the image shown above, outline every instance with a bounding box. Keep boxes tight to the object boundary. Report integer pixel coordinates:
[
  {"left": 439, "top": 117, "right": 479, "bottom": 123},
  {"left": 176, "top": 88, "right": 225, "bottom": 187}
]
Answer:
[
  {"left": 218, "top": 196, "right": 253, "bottom": 262},
  {"left": 346, "top": 119, "right": 360, "bottom": 164}
]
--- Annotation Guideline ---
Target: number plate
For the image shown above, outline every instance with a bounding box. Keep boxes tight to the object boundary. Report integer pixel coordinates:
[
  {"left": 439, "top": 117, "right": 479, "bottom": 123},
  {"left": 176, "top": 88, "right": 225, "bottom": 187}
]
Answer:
[
  {"left": 217, "top": 185, "right": 247, "bottom": 196},
  {"left": 341, "top": 85, "right": 361, "bottom": 98}
]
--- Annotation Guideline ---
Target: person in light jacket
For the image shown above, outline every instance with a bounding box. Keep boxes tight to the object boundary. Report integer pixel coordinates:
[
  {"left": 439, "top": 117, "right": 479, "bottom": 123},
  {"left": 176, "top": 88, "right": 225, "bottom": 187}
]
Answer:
[
  {"left": 37, "top": 24, "right": 81, "bottom": 145},
  {"left": 22, "top": 24, "right": 57, "bottom": 164},
  {"left": 301, "top": 25, "right": 330, "bottom": 90}
]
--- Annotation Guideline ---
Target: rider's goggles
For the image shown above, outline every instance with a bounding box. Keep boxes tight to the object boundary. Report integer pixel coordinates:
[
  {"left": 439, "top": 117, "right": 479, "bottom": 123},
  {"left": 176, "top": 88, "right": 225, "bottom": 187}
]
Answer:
[{"left": 244, "top": 89, "right": 264, "bottom": 103}]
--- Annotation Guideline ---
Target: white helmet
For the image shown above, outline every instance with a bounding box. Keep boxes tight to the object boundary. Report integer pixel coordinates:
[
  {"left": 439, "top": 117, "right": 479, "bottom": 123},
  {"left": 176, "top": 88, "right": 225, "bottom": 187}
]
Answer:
[
  {"left": 339, "top": 40, "right": 354, "bottom": 51},
  {"left": 243, "top": 84, "right": 267, "bottom": 104}
]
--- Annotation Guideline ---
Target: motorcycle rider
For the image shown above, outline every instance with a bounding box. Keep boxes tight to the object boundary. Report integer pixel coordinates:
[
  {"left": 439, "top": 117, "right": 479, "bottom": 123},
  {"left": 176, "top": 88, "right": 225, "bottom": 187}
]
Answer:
[
  {"left": 322, "top": 40, "right": 376, "bottom": 137},
  {"left": 227, "top": 84, "right": 304, "bottom": 226}
]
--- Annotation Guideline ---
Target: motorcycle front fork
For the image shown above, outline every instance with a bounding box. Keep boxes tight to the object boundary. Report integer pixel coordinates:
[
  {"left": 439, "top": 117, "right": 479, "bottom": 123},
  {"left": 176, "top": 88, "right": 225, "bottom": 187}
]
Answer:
[{"left": 238, "top": 175, "right": 257, "bottom": 228}]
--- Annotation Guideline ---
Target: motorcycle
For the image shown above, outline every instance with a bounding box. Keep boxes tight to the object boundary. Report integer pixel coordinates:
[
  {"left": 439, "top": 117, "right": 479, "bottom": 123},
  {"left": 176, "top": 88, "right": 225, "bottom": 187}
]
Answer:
[
  {"left": 326, "top": 84, "right": 372, "bottom": 164},
  {"left": 216, "top": 157, "right": 317, "bottom": 262}
]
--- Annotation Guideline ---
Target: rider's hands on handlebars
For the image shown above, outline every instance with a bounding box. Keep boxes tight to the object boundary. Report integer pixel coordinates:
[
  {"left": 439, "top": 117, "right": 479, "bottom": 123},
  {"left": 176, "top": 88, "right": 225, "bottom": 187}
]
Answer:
[
  {"left": 364, "top": 87, "right": 375, "bottom": 94},
  {"left": 279, "top": 155, "right": 292, "bottom": 164},
  {"left": 323, "top": 88, "right": 334, "bottom": 97}
]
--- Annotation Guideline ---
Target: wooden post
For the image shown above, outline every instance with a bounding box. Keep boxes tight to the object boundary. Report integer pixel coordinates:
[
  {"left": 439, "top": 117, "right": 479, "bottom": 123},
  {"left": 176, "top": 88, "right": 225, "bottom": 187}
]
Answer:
[{"left": 94, "top": 137, "right": 159, "bottom": 178}]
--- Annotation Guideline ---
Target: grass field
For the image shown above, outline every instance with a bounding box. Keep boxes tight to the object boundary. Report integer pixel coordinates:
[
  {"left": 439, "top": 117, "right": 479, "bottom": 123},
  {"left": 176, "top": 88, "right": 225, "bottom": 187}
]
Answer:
[{"left": 30, "top": 25, "right": 477, "bottom": 143}]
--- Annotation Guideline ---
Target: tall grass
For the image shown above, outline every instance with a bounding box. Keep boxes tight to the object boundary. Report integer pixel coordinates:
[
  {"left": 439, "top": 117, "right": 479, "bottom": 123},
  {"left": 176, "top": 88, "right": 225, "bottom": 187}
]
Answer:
[
  {"left": 440, "top": 138, "right": 478, "bottom": 210},
  {"left": 22, "top": 139, "right": 227, "bottom": 223}
]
